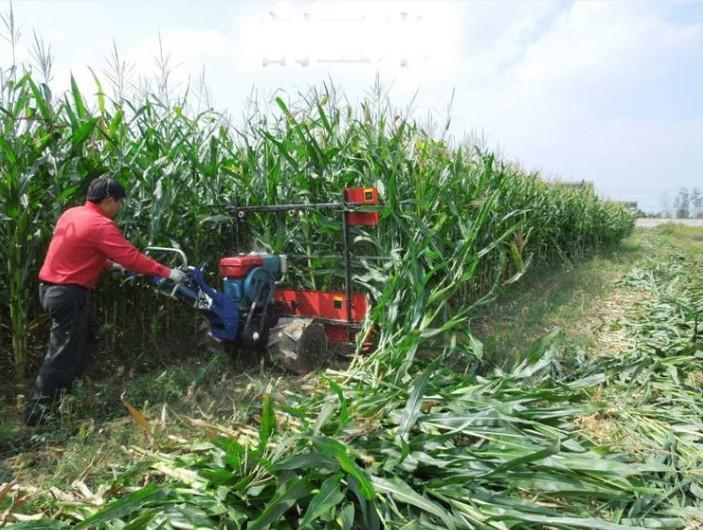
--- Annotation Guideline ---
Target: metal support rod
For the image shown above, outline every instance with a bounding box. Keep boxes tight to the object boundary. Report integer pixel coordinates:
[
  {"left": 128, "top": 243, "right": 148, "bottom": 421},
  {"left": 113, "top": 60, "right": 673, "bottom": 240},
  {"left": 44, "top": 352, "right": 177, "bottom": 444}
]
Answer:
[
  {"left": 341, "top": 206, "right": 353, "bottom": 343},
  {"left": 231, "top": 195, "right": 242, "bottom": 253},
  {"left": 233, "top": 214, "right": 241, "bottom": 253},
  {"left": 229, "top": 199, "right": 375, "bottom": 251},
  {"left": 231, "top": 201, "right": 348, "bottom": 253}
]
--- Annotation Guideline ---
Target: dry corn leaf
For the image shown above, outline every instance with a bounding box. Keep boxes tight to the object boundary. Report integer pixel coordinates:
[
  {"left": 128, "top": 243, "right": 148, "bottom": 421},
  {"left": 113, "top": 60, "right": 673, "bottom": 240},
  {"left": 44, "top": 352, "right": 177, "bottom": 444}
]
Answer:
[
  {"left": 123, "top": 401, "right": 152, "bottom": 437},
  {"left": 0, "top": 481, "right": 16, "bottom": 502}
]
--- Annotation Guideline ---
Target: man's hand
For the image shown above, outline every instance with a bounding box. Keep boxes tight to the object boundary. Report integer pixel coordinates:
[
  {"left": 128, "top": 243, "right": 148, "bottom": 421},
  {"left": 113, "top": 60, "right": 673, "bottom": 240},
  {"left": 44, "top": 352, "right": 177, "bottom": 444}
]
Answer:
[
  {"left": 110, "top": 262, "right": 127, "bottom": 276},
  {"left": 168, "top": 268, "right": 188, "bottom": 284}
]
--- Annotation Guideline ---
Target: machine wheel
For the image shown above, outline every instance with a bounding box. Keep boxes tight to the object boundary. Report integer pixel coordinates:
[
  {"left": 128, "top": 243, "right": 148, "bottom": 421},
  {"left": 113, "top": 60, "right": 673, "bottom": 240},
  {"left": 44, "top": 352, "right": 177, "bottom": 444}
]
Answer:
[
  {"left": 240, "top": 316, "right": 271, "bottom": 352},
  {"left": 267, "top": 318, "right": 329, "bottom": 374}
]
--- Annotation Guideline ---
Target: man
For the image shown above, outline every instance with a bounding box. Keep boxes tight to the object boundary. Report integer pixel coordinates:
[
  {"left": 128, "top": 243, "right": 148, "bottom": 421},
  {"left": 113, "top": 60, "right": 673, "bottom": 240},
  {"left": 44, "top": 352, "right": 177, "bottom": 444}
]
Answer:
[{"left": 25, "top": 177, "right": 187, "bottom": 426}]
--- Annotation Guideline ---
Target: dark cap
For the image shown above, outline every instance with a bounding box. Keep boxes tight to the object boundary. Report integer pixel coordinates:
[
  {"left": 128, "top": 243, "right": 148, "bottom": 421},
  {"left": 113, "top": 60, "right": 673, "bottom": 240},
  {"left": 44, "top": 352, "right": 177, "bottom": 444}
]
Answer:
[{"left": 86, "top": 177, "right": 127, "bottom": 203}]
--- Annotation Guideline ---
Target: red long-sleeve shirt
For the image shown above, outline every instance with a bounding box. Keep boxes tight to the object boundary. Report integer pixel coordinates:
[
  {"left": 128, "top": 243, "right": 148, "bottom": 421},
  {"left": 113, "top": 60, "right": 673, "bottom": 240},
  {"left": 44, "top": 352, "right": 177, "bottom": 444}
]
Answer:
[{"left": 39, "top": 201, "right": 171, "bottom": 288}]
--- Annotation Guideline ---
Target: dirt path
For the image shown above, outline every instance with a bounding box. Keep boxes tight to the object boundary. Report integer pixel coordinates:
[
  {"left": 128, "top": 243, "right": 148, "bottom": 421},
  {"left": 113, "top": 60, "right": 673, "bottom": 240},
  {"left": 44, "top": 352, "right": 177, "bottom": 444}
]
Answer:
[
  {"left": 636, "top": 218, "right": 703, "bottom": 227},
  {"left": 471, "top": 236, "right": 646, "bottom": 367},
  {"left": 472, "top": 225, "right": 702, "bottom": 367}
]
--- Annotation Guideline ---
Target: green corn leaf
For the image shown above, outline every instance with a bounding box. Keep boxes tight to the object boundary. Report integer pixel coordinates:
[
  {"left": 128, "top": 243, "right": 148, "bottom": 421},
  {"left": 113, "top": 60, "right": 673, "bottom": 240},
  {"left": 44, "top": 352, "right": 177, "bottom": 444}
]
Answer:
[
  {"left": 299, "top": 473, "right": 345, "bottom": 527},
  {"left": 73, "top": 485, "right": 167, "bottom": 528},
  {"left": 108, "top": 107, "right": 123, "bottom": 140},
  {"left": 89, "top": 67, "right": 106, "bottom": 115},
  {"left": 313, "top": 437, "right": 375, "bottom": 500},
  {"left": 0, "top": 137, "right": 16, "bottom": 164},
  {"left": 337, "top": 503, "right": 355, "bottom": 530},
  {"left": 26, "top": 76, "right": 52, "bottom": 122},
  {"left": 70, "top": 74, "right": 87, "bottom": 118},
  {"left": 372, "top": 476, "right": 455, "bottom": 529},
  {"left": 396, "top": 368, "right": 431, "bottom": 443},
  {"left": 247, "top": 477, "right": 312, "bottom": 530},
  {"left": 259, "top": 392, "right": 276, "bottom": 449},
  {"left": 483, "top": 439, "right": 560, "bottom": 476},
  {"left": 71, "top": 117, "right": 98, "bottom": 146},
  {"left": 270, "top": 451, "right": 339, "bottom": 472}
]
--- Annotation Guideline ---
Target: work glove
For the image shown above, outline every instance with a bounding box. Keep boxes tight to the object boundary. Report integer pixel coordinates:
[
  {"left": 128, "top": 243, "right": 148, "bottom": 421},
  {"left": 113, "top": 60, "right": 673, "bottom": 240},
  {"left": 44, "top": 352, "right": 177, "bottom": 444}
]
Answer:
[
  {"left": 110, "top": 262, "right": 128, "bottom": 276},
  {"left": 168, "top": 268, "right": 188, "bottom": 284}
]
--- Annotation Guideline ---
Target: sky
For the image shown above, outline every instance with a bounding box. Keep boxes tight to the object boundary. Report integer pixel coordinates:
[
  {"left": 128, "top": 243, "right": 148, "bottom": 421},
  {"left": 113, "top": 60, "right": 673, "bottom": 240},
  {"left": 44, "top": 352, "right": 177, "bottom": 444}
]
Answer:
[{"left": 3, "top": 0, "right": 703, "bottom": 212}]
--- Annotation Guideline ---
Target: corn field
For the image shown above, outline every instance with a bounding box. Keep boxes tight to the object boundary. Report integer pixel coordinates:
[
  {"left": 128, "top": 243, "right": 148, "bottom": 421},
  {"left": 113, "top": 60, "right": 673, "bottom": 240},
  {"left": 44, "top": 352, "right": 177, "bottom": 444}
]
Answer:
[{"left": 0, "top": 68, "right": 634, "bottom": 382}]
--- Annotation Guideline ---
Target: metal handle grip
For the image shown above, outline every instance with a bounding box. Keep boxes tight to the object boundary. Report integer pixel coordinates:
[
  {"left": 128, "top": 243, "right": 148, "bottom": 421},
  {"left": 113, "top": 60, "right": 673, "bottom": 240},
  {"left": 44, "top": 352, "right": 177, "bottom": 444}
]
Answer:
[{"left": 145, "top": 246, "right": 188, "bottom": 268}]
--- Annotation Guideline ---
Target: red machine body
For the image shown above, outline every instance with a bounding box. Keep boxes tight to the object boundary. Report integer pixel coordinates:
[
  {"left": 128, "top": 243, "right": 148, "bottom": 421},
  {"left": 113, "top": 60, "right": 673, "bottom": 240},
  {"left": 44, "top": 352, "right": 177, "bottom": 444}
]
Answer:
[{"left": 273, "top": 288, "right": 368, "bottom": 344}]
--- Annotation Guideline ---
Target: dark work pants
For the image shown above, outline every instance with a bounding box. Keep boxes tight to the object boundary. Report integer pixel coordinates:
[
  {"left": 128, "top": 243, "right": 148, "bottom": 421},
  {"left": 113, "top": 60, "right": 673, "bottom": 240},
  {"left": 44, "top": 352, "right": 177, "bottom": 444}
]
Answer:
[{"left": 30, "top": 283, "right": 100, "bottom": 401}]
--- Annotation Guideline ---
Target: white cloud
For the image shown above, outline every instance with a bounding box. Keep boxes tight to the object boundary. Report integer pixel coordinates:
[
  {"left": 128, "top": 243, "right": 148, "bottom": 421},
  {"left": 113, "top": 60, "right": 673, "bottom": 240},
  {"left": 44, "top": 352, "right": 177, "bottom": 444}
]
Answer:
[
  {"left": 513, "top": 2, "right": 702, "bottom": 90},
  {"left": 427, "top": 2, "right": 703, "bottom": 211}
]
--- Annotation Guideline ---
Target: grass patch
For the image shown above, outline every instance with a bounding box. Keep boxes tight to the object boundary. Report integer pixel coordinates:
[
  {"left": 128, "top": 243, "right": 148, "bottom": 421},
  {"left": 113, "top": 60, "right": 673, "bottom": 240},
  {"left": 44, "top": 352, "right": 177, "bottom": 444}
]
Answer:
[
  {"left": 471, "top": 233, "right": 647, "bottom": 369},
  {"left": 0, "top": 350, "right": 315, "bottom": 494}
]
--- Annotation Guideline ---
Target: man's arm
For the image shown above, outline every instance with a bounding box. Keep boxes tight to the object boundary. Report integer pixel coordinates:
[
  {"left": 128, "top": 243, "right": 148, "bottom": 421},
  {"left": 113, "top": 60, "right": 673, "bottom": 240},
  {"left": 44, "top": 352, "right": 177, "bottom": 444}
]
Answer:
[{"left": 96, "top": 222, "right": 172, "bottom": 278}]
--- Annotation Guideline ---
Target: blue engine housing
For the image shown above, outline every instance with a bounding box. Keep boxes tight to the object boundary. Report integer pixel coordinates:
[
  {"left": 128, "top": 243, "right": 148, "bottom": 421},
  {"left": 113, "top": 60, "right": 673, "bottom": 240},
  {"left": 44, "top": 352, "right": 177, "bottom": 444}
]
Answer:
[
  {"left": 222, "top": 255, "right": 281, "bottom": 310},
  {"left": 153, "top": 254, "right": 281, "bottom": 344}
]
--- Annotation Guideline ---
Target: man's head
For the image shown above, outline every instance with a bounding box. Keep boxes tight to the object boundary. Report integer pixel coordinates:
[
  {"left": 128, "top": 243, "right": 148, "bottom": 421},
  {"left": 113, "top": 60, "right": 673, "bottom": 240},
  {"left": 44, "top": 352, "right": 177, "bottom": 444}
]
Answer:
[{"left": 86, "top": 177, "right": 126, "bottom": 219}]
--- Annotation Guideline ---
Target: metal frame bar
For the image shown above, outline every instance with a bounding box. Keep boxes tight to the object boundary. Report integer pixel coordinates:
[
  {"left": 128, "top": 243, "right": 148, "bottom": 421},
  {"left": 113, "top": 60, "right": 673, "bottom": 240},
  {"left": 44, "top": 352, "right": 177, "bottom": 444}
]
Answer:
[
  {"left": 232, "top": 202, "right": 344, "bottom": 214},
  {"left": 285, "top": 254, "right": 393, "bottom": 262}
]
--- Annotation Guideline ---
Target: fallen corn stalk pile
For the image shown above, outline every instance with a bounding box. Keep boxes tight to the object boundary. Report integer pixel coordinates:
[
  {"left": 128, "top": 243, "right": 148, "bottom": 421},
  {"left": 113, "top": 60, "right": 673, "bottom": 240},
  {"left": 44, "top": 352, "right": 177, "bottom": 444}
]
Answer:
[{"left": 6, "top": 256, "right": 703, "bottom": 530}]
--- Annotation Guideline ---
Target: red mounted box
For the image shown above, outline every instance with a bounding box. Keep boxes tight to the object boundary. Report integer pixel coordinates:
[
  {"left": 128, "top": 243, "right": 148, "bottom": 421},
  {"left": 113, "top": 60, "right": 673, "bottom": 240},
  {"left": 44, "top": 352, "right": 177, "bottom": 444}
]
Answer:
[
  {"left": 346, "top": 211, "right": 380, "bottom": 226},
  {"left": 344, "top": 187, "right": 380, "bottom": 226},
  {"left": 344, "top": 187, "right": 378, "bottom": 205},
  {"left": 219, "top": 255, "right": 264, "bottom": 277}
]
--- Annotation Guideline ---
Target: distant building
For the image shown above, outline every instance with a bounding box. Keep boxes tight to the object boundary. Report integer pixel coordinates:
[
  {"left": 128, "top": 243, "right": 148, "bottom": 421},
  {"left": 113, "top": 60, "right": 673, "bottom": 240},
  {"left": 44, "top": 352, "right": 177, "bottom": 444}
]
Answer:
[
  {"left": 610, "top": 201, "right": 639, "bottom": 211},
  {"left": 554, "top": 179, "right": 595, "bottom": 191}
]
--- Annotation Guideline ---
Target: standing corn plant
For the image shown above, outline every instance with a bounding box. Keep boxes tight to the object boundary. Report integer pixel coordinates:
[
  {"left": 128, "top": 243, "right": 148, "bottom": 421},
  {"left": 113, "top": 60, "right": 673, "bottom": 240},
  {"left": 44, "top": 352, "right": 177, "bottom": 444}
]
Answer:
[{"left": 0, "top": 57, "right": 633, "bottom": 382}]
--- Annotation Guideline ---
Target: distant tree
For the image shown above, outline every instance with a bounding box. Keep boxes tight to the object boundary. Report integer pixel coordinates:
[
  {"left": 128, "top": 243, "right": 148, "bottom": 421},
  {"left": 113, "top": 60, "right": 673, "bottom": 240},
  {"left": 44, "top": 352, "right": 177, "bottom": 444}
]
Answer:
[
  {"left": 659, "top": 191, "right": 673, "bottom": 218},
  {"left": 691, "top": 187, "right": 703, "bottom": 218},
  {"left": 674, "top": 187, "right": 690, "bottom": 218}
]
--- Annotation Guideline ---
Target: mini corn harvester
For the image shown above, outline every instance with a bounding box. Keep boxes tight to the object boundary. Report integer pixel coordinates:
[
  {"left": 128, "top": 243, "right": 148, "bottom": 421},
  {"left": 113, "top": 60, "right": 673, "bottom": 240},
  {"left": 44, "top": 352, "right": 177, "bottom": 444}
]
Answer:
[{"left": 149, "top": 187, "right": 380, "bottom": 373}]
